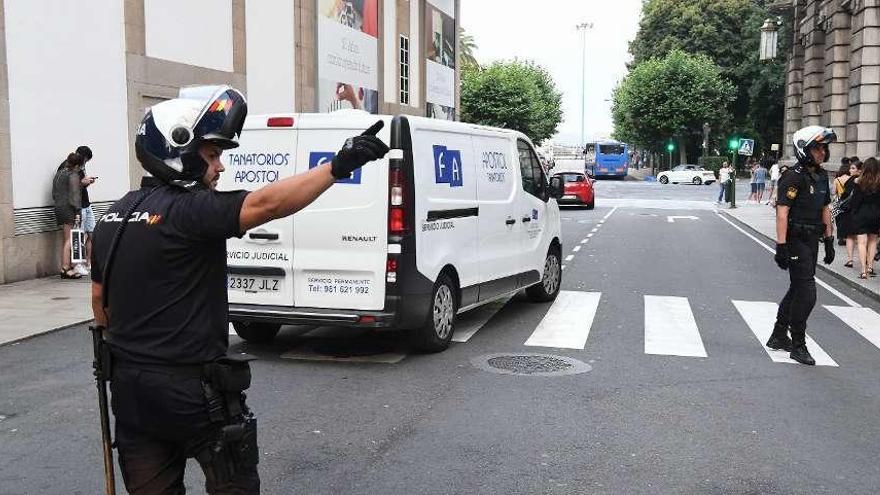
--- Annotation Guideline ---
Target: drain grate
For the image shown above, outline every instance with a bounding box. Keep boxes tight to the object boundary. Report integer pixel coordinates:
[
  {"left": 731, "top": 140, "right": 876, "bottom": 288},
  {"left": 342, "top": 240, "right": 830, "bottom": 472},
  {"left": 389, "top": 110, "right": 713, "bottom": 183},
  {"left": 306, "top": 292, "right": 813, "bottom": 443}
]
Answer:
[{"left": 472, "top": 353, "right": 592, "bottom": 376}]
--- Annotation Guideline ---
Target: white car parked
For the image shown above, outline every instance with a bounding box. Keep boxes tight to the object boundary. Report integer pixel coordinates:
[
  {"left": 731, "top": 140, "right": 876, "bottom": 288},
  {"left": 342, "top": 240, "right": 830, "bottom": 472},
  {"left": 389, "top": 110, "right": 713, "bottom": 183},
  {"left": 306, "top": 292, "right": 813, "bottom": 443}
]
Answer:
[
  {"left": 219, "top": 112, "right": 565, "bottom": 352},
  {"left": 657, "top": 165, "right": 716, "bottom": 185}
]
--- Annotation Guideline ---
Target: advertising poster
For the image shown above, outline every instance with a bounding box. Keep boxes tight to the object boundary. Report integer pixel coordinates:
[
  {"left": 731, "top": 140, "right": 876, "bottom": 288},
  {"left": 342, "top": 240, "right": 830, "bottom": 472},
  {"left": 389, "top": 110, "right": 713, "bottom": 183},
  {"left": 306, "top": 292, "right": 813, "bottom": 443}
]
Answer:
[
  {"left": 317, "top": 0, "right": 380, "bottom": 113},
  {"left": 425, "top": 0, "right": 456, "bottom": 121}
]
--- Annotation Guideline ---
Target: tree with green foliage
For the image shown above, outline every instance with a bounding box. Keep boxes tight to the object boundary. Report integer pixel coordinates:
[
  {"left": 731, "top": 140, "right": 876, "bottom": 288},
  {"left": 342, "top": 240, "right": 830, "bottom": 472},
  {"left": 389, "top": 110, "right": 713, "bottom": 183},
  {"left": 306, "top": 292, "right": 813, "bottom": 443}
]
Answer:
[
  {"left": 612, "top": 50, "right": 735, "bottom": 164},
  {"left": 459, "top": 28, "right": 479, "bottom": 70},
  {"left": 461, "top": 60, "right": 563, "bottom": 144},
  {"left": 627, "top": 0, "right": 790, "bottom": 155}
]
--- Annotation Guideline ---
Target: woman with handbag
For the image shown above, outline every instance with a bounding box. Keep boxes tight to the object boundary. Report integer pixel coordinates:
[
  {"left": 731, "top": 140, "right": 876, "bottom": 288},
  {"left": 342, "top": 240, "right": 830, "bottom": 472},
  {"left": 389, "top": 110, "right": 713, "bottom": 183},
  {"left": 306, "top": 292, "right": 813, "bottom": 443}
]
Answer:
[
  {"left": 835, "top": 160, "right": 861, "bottom": 269},
  {"left": 849, "top": 158, "right": 880, "bottom": 279},
  {"left": 51, "top": 152, "right": 83, "bottom": 279}
]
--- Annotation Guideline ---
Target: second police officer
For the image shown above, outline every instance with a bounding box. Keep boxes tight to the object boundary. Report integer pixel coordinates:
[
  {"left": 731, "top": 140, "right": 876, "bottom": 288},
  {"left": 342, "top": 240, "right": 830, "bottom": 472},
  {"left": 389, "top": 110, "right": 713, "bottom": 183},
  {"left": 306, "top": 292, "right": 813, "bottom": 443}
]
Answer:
[
  {"left": 90, "top": 86, "right": 389, "bottom": 493},
  {"left": 767, "top": 125, "right": 837, "bottom": 366}
]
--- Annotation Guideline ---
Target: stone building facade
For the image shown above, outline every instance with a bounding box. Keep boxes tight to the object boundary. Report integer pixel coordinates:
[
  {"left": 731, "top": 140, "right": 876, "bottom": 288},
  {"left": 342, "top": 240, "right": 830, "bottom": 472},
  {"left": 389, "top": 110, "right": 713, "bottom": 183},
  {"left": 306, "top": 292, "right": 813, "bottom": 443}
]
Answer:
[
  {"left": 778, "top": 0, "right": 880, "bottom": 162},
  {"left": 0, "top": 0, "right": 459, "bottom": 284}
]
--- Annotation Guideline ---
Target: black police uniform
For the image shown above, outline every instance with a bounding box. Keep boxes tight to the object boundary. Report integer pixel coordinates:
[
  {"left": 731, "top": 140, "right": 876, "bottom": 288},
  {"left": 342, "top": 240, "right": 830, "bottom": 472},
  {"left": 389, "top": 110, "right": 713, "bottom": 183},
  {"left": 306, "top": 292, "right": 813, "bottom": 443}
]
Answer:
[
  {"left": 91, "top": 177, "right": 259, "bottom": 493},
  {"left": 771, "top": 164, "right": 831, "bottom": 352}
]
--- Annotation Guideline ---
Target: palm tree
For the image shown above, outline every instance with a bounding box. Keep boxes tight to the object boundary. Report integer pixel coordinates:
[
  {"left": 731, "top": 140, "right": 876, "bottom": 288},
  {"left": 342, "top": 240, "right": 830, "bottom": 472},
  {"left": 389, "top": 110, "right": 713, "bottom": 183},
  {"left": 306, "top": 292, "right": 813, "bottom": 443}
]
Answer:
[{"left": 460, "top": 28, "right": 479, "bottom": 70}]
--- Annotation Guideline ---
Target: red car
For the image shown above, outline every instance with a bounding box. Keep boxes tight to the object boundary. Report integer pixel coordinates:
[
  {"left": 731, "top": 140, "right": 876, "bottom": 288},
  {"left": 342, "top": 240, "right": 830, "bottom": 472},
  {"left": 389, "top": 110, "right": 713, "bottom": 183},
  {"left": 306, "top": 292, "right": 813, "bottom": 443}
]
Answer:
[{"left": 553, "top": 172, "right": 595, "bottom": 209}]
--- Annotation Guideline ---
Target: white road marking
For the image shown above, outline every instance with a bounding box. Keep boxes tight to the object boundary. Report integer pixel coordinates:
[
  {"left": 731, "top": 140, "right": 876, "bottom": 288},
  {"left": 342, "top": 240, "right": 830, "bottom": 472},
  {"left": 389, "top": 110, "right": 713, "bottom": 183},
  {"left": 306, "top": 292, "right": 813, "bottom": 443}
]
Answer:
[
  {"left": 565, "top": 255, "right": 574, "bottom": 262},
  {"left": 644, "top": 296, "right": 707, "bottom": 357},
  {"left": 572, "top": 245, "right": 581, "bottom": 252},
  {"left": 601, "top": 206, "right": 619, "bottom": 221},
  {"left": 732, "top": 300, "right": 838, "bottom": 366},
  {"left": 591, "top": 228, "right": 599, "bottom": 233},
  {"left": 667, "top": 215, "right": 699, "bottom": 223},
  {"left": 452, "top": 296, "right": 512, "bottom": 343},
  {"left": 586, "top": 233, "right": 594, "bottom": 238},
  {"left": 525, "top": 291, "right": 601, "bottom": 349},
  {"left": 717, "top": 212, "right": 860, "bottom": 308},
  {"left": 580, "top": 239, "right": 589, "bottom": 244},
  {"left": 824, "top": 305, "right": 880, "bottom": 351},
  {"left": 561, "top": 265, "right": 566, "bottom": 270}
]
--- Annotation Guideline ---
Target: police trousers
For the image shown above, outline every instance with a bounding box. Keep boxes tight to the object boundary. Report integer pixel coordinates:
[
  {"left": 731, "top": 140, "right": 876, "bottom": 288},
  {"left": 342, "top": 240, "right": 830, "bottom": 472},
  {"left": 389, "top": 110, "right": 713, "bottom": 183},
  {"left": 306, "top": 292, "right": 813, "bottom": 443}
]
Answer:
[
  {"left": 774, "top": 230, "right": 820, "bottom": 343},
  {"left": 110, "top": 365, "right": 260, "bottom": 494}
]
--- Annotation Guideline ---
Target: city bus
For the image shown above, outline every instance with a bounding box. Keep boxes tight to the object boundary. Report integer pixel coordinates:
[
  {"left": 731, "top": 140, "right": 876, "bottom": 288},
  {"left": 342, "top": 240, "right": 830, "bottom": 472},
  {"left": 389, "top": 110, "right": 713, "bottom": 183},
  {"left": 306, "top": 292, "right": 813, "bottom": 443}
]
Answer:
[{"left": 584, "top": 140, "right": 629, "bottom": 179}]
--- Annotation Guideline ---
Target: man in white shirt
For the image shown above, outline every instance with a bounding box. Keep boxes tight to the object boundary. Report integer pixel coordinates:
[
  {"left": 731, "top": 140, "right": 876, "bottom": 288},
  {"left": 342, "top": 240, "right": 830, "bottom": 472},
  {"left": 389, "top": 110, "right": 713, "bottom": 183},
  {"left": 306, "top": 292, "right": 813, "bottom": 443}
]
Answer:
[
  {"left": 717, "top": 161, "right": 731, "bottom": 204},
  {"left": 767, "top": 162, "right": 781, "bottom": 205}
]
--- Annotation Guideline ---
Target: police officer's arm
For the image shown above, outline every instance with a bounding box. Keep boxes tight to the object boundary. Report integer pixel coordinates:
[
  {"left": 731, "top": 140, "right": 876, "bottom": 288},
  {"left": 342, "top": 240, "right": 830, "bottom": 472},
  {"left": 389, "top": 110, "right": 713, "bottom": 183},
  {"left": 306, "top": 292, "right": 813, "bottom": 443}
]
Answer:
[
  {"left": 822, "top": 206, "right": 832, "bottom": 238},
  {"left": 238, "top": 122, "right": 389, "bottom": 231},
  {"left": 776, "top": 205, "right": 789, "bottom": 244},
  {"left": 91, "top": 282, "right": 108, "bottom": 327},
  {"left": 239, "top": 165, "right": 336, "bottom": 231}
]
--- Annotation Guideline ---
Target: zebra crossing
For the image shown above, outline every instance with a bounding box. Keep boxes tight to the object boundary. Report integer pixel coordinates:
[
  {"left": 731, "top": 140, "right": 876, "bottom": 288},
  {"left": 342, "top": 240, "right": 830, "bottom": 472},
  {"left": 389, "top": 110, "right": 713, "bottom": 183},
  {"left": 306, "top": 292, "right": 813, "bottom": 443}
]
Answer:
[{"left": 452, "top": 290, "right": 880, "bottom": 367}]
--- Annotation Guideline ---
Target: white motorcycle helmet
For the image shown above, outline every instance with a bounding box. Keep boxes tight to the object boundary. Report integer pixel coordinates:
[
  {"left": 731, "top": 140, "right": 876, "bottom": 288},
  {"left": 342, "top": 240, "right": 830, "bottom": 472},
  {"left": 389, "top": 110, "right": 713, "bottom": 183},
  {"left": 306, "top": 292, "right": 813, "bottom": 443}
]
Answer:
[
  {"left": 135, "top": 85, "right": 247, "bottom": 186},
  {"left": 792, "top": 125, "right": 836, "bottom": 167}
]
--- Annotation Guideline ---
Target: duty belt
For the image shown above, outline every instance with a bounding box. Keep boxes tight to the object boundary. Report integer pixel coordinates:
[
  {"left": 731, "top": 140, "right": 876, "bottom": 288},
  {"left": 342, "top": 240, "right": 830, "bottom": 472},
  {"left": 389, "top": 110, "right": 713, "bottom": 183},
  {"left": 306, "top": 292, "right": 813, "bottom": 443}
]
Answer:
[
  {"left": 112, "top": 358, "right": 204, "bottom": 379},
  {"left": 789, "top": 222, "right": 823, "bottom": 236}
]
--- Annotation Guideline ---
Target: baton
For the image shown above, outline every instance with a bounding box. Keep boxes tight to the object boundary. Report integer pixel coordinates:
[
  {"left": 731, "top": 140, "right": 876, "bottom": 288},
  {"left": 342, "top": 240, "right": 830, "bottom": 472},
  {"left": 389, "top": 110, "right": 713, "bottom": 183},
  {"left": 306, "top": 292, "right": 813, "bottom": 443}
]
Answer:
[{"left": 90, "top": 326, "right": 116, "bottom": 495}]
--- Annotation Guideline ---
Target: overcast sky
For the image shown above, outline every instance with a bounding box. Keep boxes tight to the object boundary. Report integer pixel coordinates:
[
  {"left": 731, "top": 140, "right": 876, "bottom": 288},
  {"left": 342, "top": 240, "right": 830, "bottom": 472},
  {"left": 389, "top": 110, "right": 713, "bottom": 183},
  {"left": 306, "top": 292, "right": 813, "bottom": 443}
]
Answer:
[{"left": 459, "top": 0, "right": 643, "bottom": 145}]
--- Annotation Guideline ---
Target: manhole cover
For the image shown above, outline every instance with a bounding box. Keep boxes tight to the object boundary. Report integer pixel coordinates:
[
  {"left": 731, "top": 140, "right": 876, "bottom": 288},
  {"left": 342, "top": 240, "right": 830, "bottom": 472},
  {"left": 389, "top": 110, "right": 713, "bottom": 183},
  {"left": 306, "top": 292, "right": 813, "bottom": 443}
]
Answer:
[{"left": 472, "top": 353, "right": 591, "bottom": 376}]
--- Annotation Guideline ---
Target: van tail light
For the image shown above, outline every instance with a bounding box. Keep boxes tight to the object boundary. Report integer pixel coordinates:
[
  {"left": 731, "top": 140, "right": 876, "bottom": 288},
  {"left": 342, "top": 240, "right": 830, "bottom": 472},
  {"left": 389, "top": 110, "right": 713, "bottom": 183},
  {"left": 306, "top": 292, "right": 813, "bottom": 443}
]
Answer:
[
  {"left": 386, "top": 256, "right": 398, "bottom": 283},
  {"left": 388, "top": 167, "right": 406, "bottom": 235},
  {"left": 267, "top": 117, "right": 294, "bottom": 127}
]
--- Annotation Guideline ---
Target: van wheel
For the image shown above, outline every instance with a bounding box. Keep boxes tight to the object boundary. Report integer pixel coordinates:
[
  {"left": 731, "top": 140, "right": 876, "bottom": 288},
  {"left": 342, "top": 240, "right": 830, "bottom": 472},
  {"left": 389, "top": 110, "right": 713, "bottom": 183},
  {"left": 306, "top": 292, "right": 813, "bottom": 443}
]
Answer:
[
  {"left": 527, "top": 248, "right": 562, "bottom": 302},
  {"left": 410, "top": 273, "right": 457, "bottom": 353},
  {"left": 232, "top": 321, "right": 280, "bottom": 343}
]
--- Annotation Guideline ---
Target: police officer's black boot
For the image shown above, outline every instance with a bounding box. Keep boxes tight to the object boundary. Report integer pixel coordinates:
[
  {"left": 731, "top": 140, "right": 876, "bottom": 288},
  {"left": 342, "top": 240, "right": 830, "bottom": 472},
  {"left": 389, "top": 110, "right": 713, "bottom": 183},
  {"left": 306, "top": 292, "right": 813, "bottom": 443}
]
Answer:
[
  {"left": 789, "top": 332, "right": 815, "bottom": 366},
  {"left": 766, "top": 324, "right": 792, "bottom": 352}
]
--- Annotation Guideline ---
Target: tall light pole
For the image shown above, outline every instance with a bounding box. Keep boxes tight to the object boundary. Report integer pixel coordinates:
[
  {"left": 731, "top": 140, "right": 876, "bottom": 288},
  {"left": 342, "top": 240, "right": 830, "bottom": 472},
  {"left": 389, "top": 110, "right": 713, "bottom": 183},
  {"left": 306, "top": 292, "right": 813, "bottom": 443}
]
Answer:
[{"left": 576, "top": 22, "right": 594, "bottom": 146}]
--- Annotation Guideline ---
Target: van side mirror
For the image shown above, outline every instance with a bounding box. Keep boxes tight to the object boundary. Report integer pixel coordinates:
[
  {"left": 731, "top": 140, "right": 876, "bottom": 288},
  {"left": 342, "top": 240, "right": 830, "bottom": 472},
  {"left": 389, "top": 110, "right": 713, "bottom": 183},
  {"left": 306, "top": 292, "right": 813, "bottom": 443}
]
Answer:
[{"left": 549, "top": 176, "right": 564, "bottom": 199}]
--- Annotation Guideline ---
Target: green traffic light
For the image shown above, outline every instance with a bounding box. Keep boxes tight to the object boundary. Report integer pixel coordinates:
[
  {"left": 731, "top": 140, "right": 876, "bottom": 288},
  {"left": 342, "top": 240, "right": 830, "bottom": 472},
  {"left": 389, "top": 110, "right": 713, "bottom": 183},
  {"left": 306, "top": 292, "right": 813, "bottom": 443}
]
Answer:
[
  {"left": 666, "top": 143, "right": 674, "bottom": 151},
  {"left": 729, "top": 138, "right": 739, "bottom": 150}
]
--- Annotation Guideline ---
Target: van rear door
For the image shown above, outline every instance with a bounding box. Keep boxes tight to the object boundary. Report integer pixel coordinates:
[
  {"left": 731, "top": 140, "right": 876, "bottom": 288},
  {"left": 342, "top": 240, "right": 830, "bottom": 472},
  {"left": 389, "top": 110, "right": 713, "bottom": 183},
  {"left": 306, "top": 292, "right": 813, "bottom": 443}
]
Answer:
[
  {"left": 221, "top": 117, "right": 297, "bottom": 307},
  {"left": 290, "top": 114, "right": 391, "bottom": 311}
]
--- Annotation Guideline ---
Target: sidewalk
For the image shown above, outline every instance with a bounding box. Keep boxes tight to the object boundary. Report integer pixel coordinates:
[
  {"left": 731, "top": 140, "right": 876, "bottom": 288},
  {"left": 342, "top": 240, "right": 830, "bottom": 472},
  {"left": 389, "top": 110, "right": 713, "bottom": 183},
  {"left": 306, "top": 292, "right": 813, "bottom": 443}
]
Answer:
[
  {"left": 721, "top": 202, "right": 880, "bottom": 302},
  {"left": 0, "top": 275, "right": 93, "bottom": 345}
]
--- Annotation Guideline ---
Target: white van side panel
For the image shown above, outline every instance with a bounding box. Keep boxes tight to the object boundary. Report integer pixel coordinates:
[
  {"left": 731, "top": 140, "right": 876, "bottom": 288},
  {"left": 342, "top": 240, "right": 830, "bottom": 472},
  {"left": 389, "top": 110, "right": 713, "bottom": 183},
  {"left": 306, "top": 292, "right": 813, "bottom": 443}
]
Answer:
[
  {"left": 408, "top": 118, "right": 480, "bottom": 289},
  {"left": 220, "top": 126, "right": 297, "bottom": 307},
  {"left": 291, "top": 114, "right": 392, "bottom": 311}
]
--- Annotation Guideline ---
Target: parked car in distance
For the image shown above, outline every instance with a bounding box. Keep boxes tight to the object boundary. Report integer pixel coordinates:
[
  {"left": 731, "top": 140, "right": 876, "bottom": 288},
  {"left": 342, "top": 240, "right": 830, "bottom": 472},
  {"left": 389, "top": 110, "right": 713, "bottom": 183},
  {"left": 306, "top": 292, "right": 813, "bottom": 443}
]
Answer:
[
  {"left": 552, "top": 172, "right": 595, "bottom": 209},
  {"left": 657, "top": 165, "right": 716, "bottom": 185}
]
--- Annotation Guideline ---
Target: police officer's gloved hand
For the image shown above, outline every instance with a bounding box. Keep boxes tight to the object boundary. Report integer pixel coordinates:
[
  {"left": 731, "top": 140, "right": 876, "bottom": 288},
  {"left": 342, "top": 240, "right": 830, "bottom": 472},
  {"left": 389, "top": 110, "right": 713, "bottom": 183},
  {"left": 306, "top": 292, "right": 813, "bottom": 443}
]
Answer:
[
  {"left": 331, "top": 120, "right": 390, "bottom": 179},
  {"left": 823, "top": 236, "right": 835, "bottom": 265},
  {"left": 775, "top": 243, "right": 790, "bottom": 270}
]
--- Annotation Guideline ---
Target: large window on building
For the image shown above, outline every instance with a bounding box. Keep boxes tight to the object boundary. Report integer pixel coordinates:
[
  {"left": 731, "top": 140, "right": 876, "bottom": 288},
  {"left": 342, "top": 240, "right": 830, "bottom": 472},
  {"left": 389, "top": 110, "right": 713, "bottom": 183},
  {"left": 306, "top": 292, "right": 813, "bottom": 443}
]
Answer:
[{"left": 400, "top": 35, "right": 410, "bottom": 105}]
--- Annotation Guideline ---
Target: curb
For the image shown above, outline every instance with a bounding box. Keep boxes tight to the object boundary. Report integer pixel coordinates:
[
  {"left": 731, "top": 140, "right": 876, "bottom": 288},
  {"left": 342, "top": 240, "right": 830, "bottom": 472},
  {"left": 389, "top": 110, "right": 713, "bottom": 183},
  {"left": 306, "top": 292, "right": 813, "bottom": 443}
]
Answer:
[
  {"left": 0, "top": 317, "right": 94, "bottom": 348},
  {"left": 718, "top": 210, "right": 880, "bottom": 305}
]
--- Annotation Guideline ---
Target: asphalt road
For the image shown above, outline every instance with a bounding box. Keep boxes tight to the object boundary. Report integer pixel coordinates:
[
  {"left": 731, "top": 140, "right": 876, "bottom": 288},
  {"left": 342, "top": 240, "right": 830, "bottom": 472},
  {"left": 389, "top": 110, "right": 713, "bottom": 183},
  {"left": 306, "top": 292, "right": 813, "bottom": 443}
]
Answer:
[{"left": 3, "top": 180, "right": 880, "bottom": 494}]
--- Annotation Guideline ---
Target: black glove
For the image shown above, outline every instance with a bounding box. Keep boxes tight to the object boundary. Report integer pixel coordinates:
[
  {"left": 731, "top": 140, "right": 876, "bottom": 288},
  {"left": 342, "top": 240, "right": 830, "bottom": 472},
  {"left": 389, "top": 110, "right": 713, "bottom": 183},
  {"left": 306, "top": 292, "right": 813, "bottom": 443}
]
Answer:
[
  {"left": 775, "top": 243, "right": 790, "bottom": 270},
  {"left": 823, "top": 236, "right": 835, "bottom": 265},
  {"left": 330, "top": 120, "right": 390, "bottom": 179}
]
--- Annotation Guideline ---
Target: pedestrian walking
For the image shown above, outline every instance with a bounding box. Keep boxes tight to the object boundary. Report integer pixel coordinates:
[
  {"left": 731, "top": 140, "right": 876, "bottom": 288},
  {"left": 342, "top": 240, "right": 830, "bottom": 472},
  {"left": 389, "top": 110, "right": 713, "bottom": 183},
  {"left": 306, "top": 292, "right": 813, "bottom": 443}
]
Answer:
[
  {"left": 89, "top": 86, "right": 389, "bottom": 493},
  {"left": 754, "top": 163, "right": 767, "bottom": 203},
  {"left": 52, "top": 152, "right": 84, "bottom": 279},
  {"left": 848, "top": 157, "right": 880, "bottom": 279},
  {"left": 769, "top": 125, "right": 837, "bottom": 366},
  {"left": 748, "top": 161, "right": 758, "bottom": 203},
  {"left": 767, "top": 160, "right": 781, "bottom": 205},
  {"left": 717, "top": 161, "right": 731, "bottom": 204},
  {"left": 834, "top": 160, "right": 860, "bottom": 266},
  {"left": 73, "top": 145, "right": 97, "bottom": 274}
]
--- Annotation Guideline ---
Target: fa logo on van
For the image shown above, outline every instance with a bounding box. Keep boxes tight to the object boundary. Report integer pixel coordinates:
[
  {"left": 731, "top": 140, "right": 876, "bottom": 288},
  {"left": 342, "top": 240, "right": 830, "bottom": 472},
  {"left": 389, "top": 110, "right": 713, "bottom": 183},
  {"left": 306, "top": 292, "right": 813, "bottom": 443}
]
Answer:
[{"left": 433, "top": 145, "right": 463, "bottom": 187}]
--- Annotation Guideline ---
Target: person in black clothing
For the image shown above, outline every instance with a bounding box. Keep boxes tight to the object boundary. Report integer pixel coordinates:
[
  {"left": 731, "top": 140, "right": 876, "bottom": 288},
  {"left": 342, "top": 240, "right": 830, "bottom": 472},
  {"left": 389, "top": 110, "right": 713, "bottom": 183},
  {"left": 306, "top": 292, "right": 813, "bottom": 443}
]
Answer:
[
  {"left": 768, "top": 126, "right": 837, "bottom": 366},
  {"left": 90, "top": 86, "right": 388, "bottom": 493},
  {"left": 849, "top": 157, "right": 880, "bottom": 279}
]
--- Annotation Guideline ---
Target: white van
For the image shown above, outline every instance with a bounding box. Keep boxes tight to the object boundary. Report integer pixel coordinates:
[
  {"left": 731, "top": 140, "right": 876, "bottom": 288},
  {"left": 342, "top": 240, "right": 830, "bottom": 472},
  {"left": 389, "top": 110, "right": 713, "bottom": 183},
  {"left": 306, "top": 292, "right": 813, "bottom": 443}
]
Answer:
[{"left": 219, "top": 112, "right": 564, "bottom": 352}]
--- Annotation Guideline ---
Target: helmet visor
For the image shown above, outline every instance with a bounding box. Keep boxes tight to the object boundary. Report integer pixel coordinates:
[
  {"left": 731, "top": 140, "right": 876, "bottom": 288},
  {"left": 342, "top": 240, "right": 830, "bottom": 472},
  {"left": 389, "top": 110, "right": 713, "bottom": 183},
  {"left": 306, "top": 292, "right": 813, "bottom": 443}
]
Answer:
[{"left": 192, "top": 88, "right": 248, "bottom": 149}]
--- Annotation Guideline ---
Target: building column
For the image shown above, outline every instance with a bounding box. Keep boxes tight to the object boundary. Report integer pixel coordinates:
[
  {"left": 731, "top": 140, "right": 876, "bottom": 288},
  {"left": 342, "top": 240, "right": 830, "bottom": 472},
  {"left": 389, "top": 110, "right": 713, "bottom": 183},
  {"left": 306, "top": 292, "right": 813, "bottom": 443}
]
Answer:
[
  {"left": 822, "top": 0, "right": 851, "bottom": 162},
  {"left": 800, "top": 1, "right": 826, "bottom": 129},
  {"left": 0, "top": 0, "right": 11, "bottom": 284},
  {"left": 784, "top": 2, "right": 806, "bottom": 157},
  {"left": 848, "top": 0, "right": 880, "bottom": 159}
]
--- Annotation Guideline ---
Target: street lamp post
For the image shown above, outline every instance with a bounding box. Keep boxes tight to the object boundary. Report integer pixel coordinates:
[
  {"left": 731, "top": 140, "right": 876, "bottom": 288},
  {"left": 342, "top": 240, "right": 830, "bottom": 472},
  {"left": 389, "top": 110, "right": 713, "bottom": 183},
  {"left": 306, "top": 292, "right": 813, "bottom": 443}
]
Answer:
[
  {"left": 728, "top": 137, "right": 740, "bottom": 209},
  {"left": 576, "top": 22, "right": 594, "bottom": 146}
]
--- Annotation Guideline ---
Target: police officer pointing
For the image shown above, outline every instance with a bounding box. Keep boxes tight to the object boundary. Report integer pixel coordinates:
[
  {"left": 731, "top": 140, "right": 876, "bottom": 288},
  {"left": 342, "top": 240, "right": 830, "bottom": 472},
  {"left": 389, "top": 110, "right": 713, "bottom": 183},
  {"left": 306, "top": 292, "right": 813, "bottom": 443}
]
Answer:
[
  {"left": 767, "top": 126, "right": 836, "bottom": 366},
  {"left": 90, "top": 86, "right": 388, "bottom": 493}
]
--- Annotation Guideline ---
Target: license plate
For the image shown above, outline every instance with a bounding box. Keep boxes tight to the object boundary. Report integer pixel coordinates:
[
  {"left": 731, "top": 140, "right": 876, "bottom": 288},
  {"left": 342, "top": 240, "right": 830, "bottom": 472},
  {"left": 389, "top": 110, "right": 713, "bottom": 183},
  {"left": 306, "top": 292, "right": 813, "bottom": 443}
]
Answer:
[
  {"left": 562, "top": 195, "right": 577, "bottom": 200},
  {"left": 227, "top": 276, "right": 281, "bottom": 292}
]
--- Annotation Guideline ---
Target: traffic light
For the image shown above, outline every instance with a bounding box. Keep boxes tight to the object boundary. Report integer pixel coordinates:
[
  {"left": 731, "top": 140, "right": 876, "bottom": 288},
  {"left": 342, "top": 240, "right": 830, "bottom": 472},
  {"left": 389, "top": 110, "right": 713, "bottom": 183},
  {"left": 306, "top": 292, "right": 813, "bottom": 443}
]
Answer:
[
  {"left": 666, "top": 142, "right": 674, "bottom": 152},
  {"left": 728, "top": 137, "right": 740, "bottom": 151}
]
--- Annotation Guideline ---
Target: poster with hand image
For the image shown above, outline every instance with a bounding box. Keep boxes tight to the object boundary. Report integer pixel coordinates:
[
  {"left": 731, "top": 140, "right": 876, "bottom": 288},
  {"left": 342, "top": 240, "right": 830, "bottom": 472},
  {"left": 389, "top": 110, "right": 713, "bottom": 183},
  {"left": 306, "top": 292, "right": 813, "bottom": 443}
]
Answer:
[
  {"left": 425, "top": 1, "right": 456, "bottom": 119},
  {"left": 317, "top": 0, "right": 379, "bottom": 113}
]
